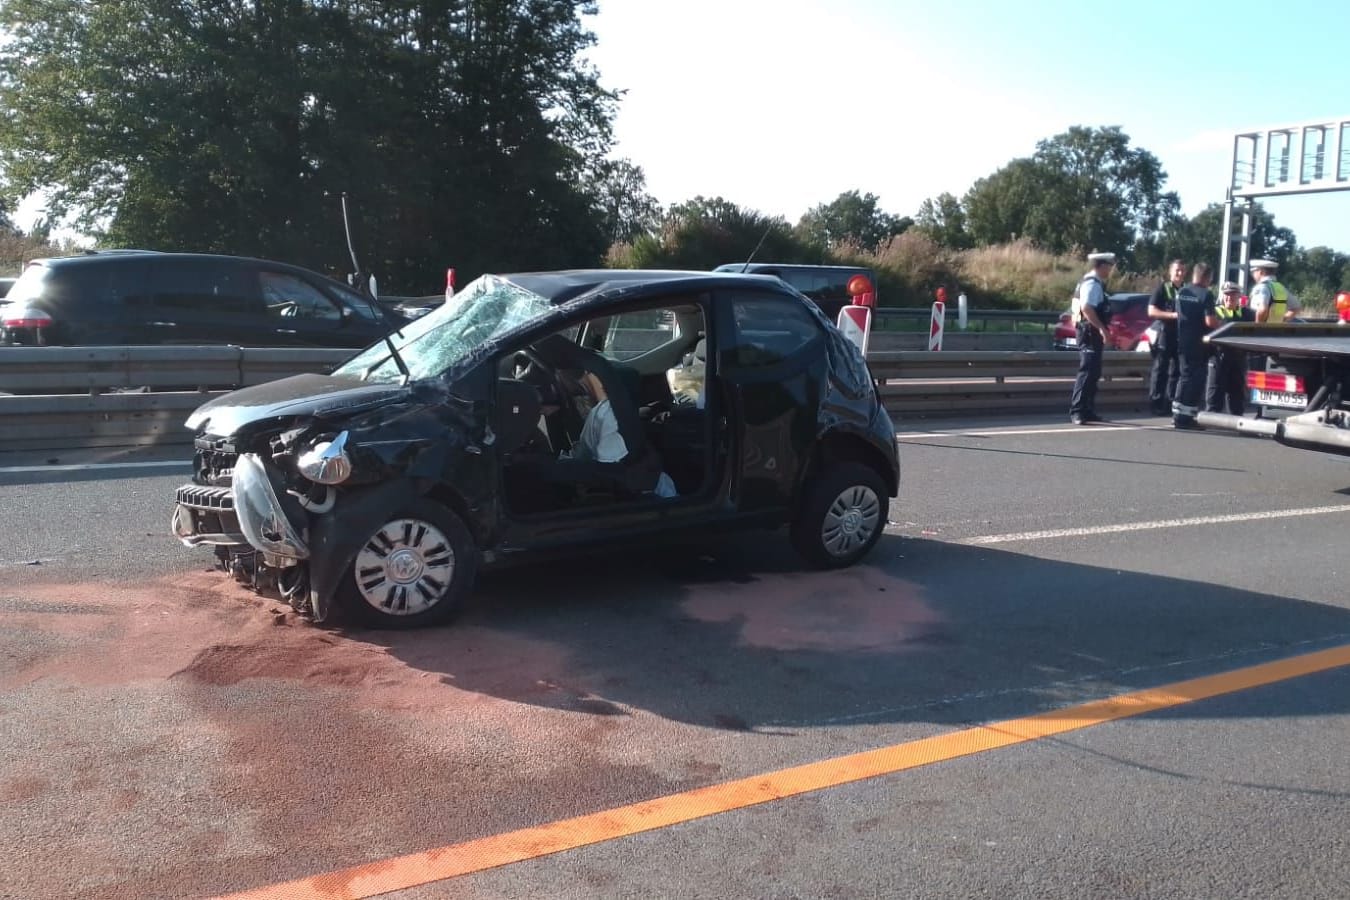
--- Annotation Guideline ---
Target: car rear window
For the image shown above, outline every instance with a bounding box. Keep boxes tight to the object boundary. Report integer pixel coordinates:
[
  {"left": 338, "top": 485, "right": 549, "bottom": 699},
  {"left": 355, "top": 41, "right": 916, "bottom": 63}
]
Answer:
[
  {"left": 717, "top": 265, "right": 872, "bottom": 302},
  {"left": 5, "top": 259, "right": 155, "bottom": 312},
  {"left": 772, "top": 270, "right": 866, "bottom": 302},
  {"left": 5, "top": 264, "right": 55, "bottom": 307}
]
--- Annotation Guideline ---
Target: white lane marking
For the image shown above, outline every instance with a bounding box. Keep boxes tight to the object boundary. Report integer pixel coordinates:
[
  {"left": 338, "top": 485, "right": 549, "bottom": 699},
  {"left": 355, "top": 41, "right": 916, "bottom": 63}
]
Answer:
[
  {"left": 0, "top": 556, "right": 64, "bottom": 569},
  {"left": 897, "top": 423, "right": 1168, "bottom": 440},
  {"left": 0, "top": 460, "right": 191, "bottom": 475},
  {"left": 959, "top": 504, "right": 1350, "bottom": 545}
]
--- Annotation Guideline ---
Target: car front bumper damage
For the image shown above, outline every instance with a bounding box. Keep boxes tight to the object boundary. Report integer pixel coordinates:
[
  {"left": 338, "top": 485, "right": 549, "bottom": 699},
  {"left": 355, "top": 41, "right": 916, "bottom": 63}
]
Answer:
[{"left": 172, "top": 452, "right": 310, "bottom": 566}]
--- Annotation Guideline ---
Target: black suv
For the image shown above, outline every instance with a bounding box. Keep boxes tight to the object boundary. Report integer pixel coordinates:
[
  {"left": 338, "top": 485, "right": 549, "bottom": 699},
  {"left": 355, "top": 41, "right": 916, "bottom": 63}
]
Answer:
[
  {"left": 0, "top": 251, "right": 406, "bottom": 347},
  {"left": 171, "top": 269, "right": 901, "bottom": 629},
  {"left": 713, "top": 263, "right": 877, "bottom": 323}
]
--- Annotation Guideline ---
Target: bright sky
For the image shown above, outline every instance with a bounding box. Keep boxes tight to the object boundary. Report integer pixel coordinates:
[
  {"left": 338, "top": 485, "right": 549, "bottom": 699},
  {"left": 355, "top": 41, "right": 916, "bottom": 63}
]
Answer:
[{"left": 585, "top": 0, "right": 1350, "bottom": 252}]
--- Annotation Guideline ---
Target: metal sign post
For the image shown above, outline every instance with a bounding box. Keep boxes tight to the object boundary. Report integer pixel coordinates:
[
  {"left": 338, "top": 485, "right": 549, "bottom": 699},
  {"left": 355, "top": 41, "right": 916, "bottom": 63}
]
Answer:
[{"left": 1220, "top": 116, "right": 1350, "bottom": 289}]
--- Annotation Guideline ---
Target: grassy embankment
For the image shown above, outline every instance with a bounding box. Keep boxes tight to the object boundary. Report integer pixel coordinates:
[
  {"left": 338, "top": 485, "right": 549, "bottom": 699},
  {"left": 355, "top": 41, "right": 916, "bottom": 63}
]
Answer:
[{"left": 835, "top": 234, "right": 1334, "bottom": 330}]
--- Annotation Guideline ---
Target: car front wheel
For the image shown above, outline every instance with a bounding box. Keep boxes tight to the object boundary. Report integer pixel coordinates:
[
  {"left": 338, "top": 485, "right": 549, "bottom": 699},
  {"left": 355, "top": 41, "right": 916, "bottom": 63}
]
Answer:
[
  {"left": 791, "top": 462, "right": 889, "bottom": 569},
  {"left": 336, "top": 499, "right": 478, "bottom": 629}
]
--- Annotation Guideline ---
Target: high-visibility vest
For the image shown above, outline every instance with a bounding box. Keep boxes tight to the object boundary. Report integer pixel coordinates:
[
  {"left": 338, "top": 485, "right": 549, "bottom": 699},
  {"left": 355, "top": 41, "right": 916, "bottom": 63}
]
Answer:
[
  {"left": 1269, "top": 281, "right": 1290, "bottom": 321},
  {"left": 1216, "top": 305, "right": 1242, "bottom": 320},
  {"left": 1258, "top": 279, "right": 1290, "bottom": 321}
]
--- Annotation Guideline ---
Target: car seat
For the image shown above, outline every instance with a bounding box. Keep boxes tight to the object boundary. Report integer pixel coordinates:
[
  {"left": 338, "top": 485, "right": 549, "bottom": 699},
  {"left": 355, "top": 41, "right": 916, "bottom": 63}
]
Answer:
[
  {"left": 494, "top": 378, "right": 544, "bottom": 456},
  {"left": 527, "top": 334, "right": 663, "bottom": 497}
]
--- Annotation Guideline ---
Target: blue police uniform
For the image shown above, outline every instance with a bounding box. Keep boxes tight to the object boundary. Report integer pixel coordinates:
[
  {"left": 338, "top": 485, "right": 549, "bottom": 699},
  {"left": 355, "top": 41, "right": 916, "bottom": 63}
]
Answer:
[
  {"left": 1069, "top": 267, "right": 1110, "bottom": 424},
  {"left": 1171, "top": 282, "right": 1217, "bottom": 427},
  {"left": 1148, "top": 279, "right": 1181, "bottom": 414},
  {"left": 1205, "top": 301, "right": 1254, "bottom": 415}
]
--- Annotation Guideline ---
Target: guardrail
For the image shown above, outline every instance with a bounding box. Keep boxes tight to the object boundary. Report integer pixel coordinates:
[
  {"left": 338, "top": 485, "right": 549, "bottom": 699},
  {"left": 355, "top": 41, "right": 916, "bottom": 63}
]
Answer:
[
  {"left": 869, "top": 351, "right": 1150, "bottom": 416},
  {"left": 873, "top": 307, "right": 1060, "bottom": 331},
  {"left": 0, "top": 345, "right": 1150, "bottom": 452},
  {"left": 0, "top": 346, "right": 352, "bottom": 452},
  {"left": 0, "top": 345, "right": 352, "bottom": 393}
]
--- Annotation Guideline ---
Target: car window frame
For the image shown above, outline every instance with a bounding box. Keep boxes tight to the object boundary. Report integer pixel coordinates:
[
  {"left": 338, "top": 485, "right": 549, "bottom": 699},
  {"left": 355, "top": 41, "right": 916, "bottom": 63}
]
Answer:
[{"left": 714, "top": 288, "right": 825, "bottom": 380}]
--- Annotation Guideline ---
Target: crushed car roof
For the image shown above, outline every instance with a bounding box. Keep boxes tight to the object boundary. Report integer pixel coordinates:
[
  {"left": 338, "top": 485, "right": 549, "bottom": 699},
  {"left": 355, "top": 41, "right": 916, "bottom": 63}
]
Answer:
[{"left": 501, "top": 269, "right": 788, "bottom": 306}]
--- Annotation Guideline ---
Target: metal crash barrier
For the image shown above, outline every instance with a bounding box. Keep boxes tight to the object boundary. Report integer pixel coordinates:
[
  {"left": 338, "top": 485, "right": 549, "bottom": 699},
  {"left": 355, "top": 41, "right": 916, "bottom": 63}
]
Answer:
[
  {"left": 870, "top": 351, "right": 1150, "bottom": 417},
  {"left": 0, "top": 346, "right": 1150, "bottom": 452},
  {"left": 0, "top": 346, "right": 352, "bottom": 451}
]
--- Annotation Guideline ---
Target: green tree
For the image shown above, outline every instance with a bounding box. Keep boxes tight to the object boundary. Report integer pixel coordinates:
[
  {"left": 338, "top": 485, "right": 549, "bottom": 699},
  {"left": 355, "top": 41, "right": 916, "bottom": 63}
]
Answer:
[
  {"left": 586, "top": 158, "right": 661, "bottom": 246},
  {"left": 612, "top": 195, "right": 823, "bottom": 270},
  {"left": 1157, "top": 202, "right": 1296, "bottom": 277},
  {"left": 963, "top": 126, "right": 1179, "bottom": 259},
  {"left": 795, "top": 190, "right": 908, "bottom": 251},
  {"left": 913, "top": 192, "right": 971, "bottom": 249},
  {"left": 1285, "top": 245, "right": 1349, "bottom": 305},
  {"left": 962, "top": 159, "right": 1044, "bottom": 248},
  {"left": 0, "top": 0, "right": 619, "bottom": 291}
]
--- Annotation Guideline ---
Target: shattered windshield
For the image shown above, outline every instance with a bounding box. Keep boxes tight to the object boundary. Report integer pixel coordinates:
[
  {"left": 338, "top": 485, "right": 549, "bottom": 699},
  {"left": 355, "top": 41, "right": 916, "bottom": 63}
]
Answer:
[{"left": 335, "top": 275, "right": 554, "bottom": 383}]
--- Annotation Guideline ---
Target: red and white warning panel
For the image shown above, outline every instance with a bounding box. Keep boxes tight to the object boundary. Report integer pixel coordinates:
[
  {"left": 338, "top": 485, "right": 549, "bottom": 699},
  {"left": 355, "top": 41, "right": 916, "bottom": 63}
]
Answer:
[
  {"left": 928, "top": 300, "right": 945, "bottom": 351},
  {"left": 836, "top": 274, "right": 876, "bottom": 354},
  {"left": 837, "top": 304, "right": 872, "bottom": 354}
]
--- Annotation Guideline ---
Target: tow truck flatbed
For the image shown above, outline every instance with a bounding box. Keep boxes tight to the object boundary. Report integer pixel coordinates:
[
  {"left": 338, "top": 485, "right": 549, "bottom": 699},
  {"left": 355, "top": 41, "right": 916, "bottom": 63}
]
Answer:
[
  {"left": 1199, "top": 323, "right": 1350, "bottom": 458},
  {"left": 1204, "top": 323, "right": 1350, "bottom": 360}
]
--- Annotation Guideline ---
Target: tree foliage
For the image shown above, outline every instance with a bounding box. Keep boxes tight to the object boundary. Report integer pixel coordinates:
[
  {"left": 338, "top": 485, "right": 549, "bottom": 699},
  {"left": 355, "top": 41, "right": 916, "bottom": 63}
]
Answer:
[
  {"left": 913, "top": 192, "right": 971, "bottom": 250},
  {"left": 1286, "top": 245, "right": 1350, "bottom": 304},
  {"left": 963, "top": 126, "right": 1179, "bottom": 259},
  {"left": 795, "top": 190, "right": 909, "bottom": 252},
  {"left": 0, "top": 0, "right": 647, "bottom": 291},
  {"left": 610, "top": 195, "right": 823, "bottom": 271},
  {"left": 1146, "top": 202, "right": 1296, "bottom": 278}
]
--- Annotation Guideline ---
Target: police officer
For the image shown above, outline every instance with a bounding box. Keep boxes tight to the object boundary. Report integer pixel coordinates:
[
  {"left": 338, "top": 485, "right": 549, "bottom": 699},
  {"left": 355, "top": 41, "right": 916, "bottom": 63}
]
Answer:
[
  {"left": 1146, "top": 259, "right": 1185, "bottom": 415},
  {"left": 1205, "top": 280, "right": 1254, "bottom": 415},
  {"left": 1249, "top": 259, "right": 1299, "bottom": 323},
  {"left": 1172, "top": 262, "right": 1219, "bottom": 429},
  {"left": 1069, "top": 251, "right": 1116, "bottom": 425}
]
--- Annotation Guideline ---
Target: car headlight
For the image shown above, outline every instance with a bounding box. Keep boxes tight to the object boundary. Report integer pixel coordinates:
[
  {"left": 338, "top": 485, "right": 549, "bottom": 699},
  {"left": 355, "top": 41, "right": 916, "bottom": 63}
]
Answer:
[{"left": 297, "top": 431, "right": 353, "bottom": 485}]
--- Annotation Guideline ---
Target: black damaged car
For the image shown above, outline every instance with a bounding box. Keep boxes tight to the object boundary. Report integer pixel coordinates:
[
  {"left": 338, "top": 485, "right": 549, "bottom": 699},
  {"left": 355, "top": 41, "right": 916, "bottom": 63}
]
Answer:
[{"left": 171, "top": 270, "right": 901, "bottom": 628}]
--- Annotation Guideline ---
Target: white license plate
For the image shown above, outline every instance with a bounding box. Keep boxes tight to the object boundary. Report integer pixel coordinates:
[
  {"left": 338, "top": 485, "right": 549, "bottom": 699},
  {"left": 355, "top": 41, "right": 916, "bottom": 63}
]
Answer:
[
  {"left": 1060, "top": 337, "right": 1078, "bottom": 348},
  {"left": 1251, "top": 389, "right": 1306, "bottom": 409}
]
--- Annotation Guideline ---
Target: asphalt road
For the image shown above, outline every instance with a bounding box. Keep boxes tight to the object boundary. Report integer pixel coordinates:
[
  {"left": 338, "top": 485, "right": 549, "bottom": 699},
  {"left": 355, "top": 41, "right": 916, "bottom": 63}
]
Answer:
[{"left": 1, "top": 413, "right": 1348, "bottom": 900}]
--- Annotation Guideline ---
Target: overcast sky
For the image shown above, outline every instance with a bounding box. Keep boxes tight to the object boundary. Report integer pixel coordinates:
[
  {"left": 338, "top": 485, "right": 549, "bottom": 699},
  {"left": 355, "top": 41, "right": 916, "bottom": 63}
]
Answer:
[{"left": 586, "top": 0, "right": 1349, "bottom": 252}]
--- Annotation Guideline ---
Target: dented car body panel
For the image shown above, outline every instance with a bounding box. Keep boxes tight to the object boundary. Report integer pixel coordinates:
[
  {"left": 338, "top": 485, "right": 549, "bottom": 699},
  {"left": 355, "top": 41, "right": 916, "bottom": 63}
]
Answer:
[{"left": 171, "top": 270, "right": 901, "bottom": 626}]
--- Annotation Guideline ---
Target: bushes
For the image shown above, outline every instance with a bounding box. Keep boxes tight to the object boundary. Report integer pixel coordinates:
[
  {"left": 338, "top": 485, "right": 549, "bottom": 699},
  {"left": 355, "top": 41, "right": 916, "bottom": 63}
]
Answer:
[
  {"left": 958, "top": 240, "right": 1075, "bottom": 308},
  {"left": 811, "top": 237, "right": 1153, "bottom": 309},
  {"left": 604, "top": 204, "right": 1161, "bottom": 310}
]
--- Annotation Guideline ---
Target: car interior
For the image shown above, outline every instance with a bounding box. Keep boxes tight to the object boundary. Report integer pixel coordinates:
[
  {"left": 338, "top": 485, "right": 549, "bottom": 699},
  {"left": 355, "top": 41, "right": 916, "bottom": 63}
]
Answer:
[{"left": 495, "top": 300, "right": 713, "bottom": 516}]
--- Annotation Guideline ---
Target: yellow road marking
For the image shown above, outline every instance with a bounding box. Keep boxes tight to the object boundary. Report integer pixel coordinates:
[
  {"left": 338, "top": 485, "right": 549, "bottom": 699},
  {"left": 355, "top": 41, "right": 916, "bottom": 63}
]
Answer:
[{"left": 220, "top": 643, "right": 1350, "bottom": 900}]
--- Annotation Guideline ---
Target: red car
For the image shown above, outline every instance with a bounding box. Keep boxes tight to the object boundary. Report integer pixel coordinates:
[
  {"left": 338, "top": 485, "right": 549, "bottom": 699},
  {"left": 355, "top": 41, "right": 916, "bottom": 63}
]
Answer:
[{"left": 1053, "top": 293, "right": 1156, "bottom": 352}]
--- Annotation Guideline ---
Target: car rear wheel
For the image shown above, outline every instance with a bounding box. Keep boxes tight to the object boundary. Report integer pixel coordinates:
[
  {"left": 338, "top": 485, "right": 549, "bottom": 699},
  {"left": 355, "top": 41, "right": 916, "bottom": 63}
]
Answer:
[
  {"left": 790, "top": 462, "right": 889, "bottom": 569},
  {"left": 337, "top": 499, "right": 478, "bottom": 629}
]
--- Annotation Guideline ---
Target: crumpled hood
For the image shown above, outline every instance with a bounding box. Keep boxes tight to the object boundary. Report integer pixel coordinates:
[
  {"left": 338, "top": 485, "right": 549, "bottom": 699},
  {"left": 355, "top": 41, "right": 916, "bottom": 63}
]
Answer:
[{"left": 186, "top": 373, "right": 410, "bottom": 436}]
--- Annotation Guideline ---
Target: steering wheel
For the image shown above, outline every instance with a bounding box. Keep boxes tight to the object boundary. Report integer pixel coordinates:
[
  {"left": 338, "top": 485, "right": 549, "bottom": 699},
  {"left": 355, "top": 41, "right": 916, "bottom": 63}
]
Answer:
[{"left": 518, "top": 345, "right": 587, "bottom": 449}]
